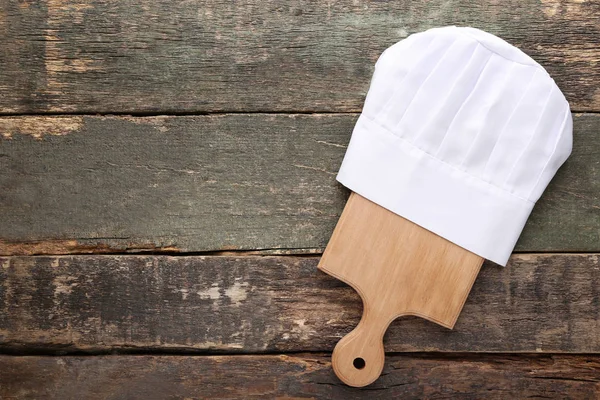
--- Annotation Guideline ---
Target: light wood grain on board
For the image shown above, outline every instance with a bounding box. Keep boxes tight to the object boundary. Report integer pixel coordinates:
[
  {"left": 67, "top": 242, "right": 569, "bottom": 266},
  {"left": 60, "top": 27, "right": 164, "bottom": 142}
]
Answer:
[
  {"left": 0, "top": 354, "right": 598, "bottom": 399},
  {"left": 0, "top": 254, "right": 599, "bottom": 354},
  {"left": 319, "top": 193, "right": 483, "bottom": 386},
  {"left": 1, "top": 1, "right": 599, "bottom": 113},
  {"left": 1, "top": 114, "right": 598, "bottom": 255}
]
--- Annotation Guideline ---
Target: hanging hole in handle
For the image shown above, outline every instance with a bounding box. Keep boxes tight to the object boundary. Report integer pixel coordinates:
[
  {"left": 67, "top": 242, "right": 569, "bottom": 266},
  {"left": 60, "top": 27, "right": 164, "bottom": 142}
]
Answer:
[{"left": 353, "top": 357, "right": 366, "bottom": 370}]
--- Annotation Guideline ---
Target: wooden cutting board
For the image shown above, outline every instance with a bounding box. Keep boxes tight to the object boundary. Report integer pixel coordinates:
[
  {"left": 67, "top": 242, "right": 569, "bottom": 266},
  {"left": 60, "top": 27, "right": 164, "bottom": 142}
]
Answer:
[{"left": 318, "top": 192, "right": 484, "bottom": 387}]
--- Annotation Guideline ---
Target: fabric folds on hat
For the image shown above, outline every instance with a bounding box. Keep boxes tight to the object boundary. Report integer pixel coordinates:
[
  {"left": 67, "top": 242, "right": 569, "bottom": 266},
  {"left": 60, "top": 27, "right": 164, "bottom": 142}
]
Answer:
[{"left": 337, "top": 26, "right": 572, "bottom": 266}]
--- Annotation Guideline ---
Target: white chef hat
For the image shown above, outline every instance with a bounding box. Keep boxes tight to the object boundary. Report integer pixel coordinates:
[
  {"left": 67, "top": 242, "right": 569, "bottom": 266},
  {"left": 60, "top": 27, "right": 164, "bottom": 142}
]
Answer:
[{"left": 337, "top": 26, "right": 572, "bottom": 266}]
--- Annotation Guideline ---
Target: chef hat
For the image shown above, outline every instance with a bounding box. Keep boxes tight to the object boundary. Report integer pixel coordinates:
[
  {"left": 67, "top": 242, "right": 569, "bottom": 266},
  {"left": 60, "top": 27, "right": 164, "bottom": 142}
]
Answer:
[{"left": 337, "top": 26, "right": 572, "bottom": 266}]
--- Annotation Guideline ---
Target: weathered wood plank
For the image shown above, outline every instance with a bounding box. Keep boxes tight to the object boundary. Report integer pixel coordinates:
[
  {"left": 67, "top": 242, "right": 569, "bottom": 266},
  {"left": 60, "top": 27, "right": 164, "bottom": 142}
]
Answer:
[
  {"left": 1, "top": 114, "right": 598, "bottom": 254},
  {"left": 1, "top": 1, "right": 599, "bottom": 113},
  {"left": 1, "top": 354, "right": 598, "bottom": 399},
  {"left": 1, "top": 254, "right": 599, "bottom": 353}
]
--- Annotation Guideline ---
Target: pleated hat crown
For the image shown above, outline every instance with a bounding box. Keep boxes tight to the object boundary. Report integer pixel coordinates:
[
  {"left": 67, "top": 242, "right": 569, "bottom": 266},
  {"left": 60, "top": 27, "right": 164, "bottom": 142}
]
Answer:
[{"left": 337, "top": 26, "right": 572, "bottom": 266}]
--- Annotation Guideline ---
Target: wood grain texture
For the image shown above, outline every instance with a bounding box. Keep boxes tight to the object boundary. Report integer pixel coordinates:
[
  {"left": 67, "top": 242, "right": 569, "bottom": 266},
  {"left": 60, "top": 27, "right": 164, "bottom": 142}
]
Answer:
[
  {"left": 1, "top": 1, "right": 599, "bottom": 114},
  {"left": 1, "top": 254, "right": 599, "bottom": 354},
  {"left": 1, "top": 354, "right": 599, "bottom": 399},
  {"left": 1, "top": 114, "right": 598, "bottom": 255},
  {"left": 320, "top": 193, "right": 483, "bottom": 386}
]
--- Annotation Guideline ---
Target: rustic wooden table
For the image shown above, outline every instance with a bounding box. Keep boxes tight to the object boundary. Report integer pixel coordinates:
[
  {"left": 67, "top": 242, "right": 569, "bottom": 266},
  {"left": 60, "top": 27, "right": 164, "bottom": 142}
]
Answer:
[{"left": 1, "top": 1, "right": 599, "bottom": 398}]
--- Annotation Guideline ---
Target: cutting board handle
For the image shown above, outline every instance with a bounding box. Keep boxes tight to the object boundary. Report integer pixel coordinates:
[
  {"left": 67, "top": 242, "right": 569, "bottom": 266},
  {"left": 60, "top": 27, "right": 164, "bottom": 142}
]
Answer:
[{"left": 332, "top": 307, "right": 389, "bottom": 387}]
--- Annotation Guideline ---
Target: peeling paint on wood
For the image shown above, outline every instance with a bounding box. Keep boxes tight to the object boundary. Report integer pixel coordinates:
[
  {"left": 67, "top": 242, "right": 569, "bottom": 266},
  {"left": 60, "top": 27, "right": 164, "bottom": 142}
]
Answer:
[
  {"left": 1, "top": 114, "right": 598, "bottom": 255},
  {"left": 0, "top": 354, "right": 598, "bottom": 399},
  {"left": 1, "top": 1, "right": 599, "bottom": 113},
  {"left": 0, "top": 254, "right": 599, "bottom": 353},
  {"left": 0, "top": 117, "right": 83, "bottom": 139}
]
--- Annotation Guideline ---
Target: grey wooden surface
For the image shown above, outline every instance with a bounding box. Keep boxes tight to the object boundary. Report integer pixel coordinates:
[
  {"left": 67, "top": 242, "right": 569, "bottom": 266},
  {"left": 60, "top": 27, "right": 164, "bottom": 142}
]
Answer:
[
  {"left": 1, "top": 1, "right": 599, "bottom": 113},
  {"left": 1, "top": 0, "right": 600, "bottom": 398},
  {"left": 1, "top": 355, "right": 598, "bottom": 399},
  {"left": 1, "top": 254, "right": 599, "bottom": 354},
  {"left": 1, "top": 114, "right": 598, "bottom": 255}
]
